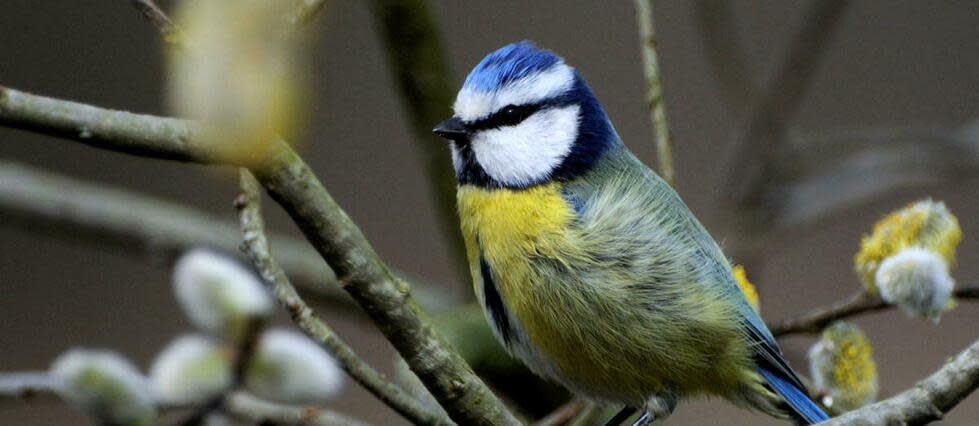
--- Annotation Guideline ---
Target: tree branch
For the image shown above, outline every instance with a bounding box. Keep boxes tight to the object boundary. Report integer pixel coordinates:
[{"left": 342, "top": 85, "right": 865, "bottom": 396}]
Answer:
[
  {"left": 0, "top": 373, "right": 369, "bottom": 425},
  {"left": 0, "top": 85, "right": 519, "bottom": 426},
  {"left": 770, "top": 284, "right": 979, "bottom": 337},
  {"left": 368, "top": 0, "right": 468, "bottom": 280},
  {"left": 532, "top": 398, "right": 587, "bottom": 426},
  {"left": 128, "top": 0, "right": 329, "bottom": 41},
  {"left": 127, "top": 0, "right": 184, "bottom": 45},
  {"left": 0, "top": 160, "right": 456, "bottom": 315},
  {"left": 822, "top": 338, "right": 979, "bottom": 425},
  {"left": 693, "top": 0, "right": 762, "bottom": 116},
  {"left": 721, "top": 0, "right": 850, "bottom": 238},
  {"left": 236, "top": 169, "right": 451, "bottom": 425},
  {"left": 634, "top": 0, "right": 677, "bottom": 187},
  {"left": 0, "top": 160, "right": 346, "bottom": 307},
  {"left": 225, "top": 392, "right": 370, "bottom": 426},
  {"left": 0, "top": 372, "right": 59, "bottom": 404}
]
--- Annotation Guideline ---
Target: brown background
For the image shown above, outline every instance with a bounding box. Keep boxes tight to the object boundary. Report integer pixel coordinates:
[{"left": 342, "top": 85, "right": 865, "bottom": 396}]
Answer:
[{"left": 2, "top": 1, "right": 978, "bottom": 425}]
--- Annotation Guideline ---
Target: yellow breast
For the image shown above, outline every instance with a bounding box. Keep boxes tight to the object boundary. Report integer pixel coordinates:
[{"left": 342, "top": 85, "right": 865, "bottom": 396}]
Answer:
[{"left": 456, "top": 182, "right": 575, "bottom": 278}]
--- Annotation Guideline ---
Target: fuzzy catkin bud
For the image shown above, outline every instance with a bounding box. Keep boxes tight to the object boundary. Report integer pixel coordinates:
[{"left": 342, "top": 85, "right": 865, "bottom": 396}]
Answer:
[
  {"left": 50, "top": 349, "right": 156, "bottom": 425},
  {"left": 149, "top": 334, "right": 232, "bottom": 404},
  {"left": 807, "top": 322, "right": 878, "bottom": 415},
  {"left": 875, "top": 247, "right": 955, "bottom": 320},
  {"left": 173, "top": 249, "right": 273, "bottom": 341},
  {"left": 168, "top": 0, "right": 305, "bottom": 165},
  {"left": 245, "top": 329, "right": 344, "bottom": 404},
  {"left": 854, "top": 199, "right": 961, "bottom": 293}
]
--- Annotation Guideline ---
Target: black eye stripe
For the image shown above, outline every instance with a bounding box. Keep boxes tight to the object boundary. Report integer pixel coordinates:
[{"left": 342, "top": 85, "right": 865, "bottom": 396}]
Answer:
[{"left": 466, "top": 103, "right": 543, "bottom": 131}]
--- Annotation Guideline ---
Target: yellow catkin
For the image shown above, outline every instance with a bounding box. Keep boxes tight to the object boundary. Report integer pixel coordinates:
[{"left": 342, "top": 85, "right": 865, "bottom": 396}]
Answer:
[
  {"left": 854, "top": 199, "right": 961, "bottom": 293},
  {"left": 808, "top": 322, "right": 878, "bottom": 415},
  {"left": 733, "top": 265, "right": 760, "bottom": 313}
]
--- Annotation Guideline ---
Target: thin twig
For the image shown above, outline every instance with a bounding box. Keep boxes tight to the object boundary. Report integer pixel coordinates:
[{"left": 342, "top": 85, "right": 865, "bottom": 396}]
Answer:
[
  {"left": 693, "top": 0, "right": 762, "bottom": 116},
  {"left": 721, "top": 0, "right": 850, "bottom": 250},
  {"left": 634, "top": 0, "right": 676, "bottom": 187},
  {"left": 822, "top": 337, "right": 979, "bottom": 425},
  {"left": 0, "top": 373, "right": 369, "bottom": 425},
  {"left": 0, "top": 85, "right": 519, "bottom": 425},
  {"left": 532, "top": 398, "right": 587, "bottom": 426},
  {"left": 0, "top": 160, "right": 458, "bottom": 314},
  {"left": 128, "top": 0, "right": 329, "bottom": 39},
  {"left": 225, "top": 392, "right": 371, "bottom": 426},
  {"left": 288, "top": 0, "right": 330, "bottom": 27},
  {"left": 0, "top": 372, "right": 60, "bottom": 404},
  {"left": 770, "top": 284, "right": 979, "bottom": 337},
  {"left": 236, "top": 169, "right": 451, "bottom": 426},
  {"left": 127, "top": 0, "right": 184, "bottom": 45},
  {"left": 0, "top": 160, "right": 344, "bottom": 309},
  {"left": 177, "top": 318, "right": 264, "bottom": 426},
  {"left": 368, "top": 0, "right": 468, "bottom": 280}
]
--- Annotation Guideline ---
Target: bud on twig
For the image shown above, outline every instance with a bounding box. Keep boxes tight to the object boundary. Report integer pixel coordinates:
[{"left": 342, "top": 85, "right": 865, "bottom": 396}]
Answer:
[
  {"left": 149, "top": 334, "right": 232, "bottom": 404},
  {"left": 808, "top": 322, "right": 878, "bottom": 415},
  {"left": 173, "top": 249, "right": 274, "bottom": 341},
  {"left": 50, "top": 349, "right": 156, "bottom": 425},
  {"left": 245, "top": 329, "right": 344, "bottom": 404}
]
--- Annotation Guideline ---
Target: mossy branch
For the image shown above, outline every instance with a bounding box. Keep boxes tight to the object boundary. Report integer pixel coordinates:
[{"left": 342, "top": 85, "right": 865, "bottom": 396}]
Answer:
[
  {"left": 236, "top": 169, "right": 451, "bottom": 425},
  {"left": 822, "top": 338, "right": 979, "bottom": 425},
  {"left": 0, "top": 85, "right": 519, "bottom": 426},
  {"left": 769, "top": 284, "right": 979, "bottom": 337}
]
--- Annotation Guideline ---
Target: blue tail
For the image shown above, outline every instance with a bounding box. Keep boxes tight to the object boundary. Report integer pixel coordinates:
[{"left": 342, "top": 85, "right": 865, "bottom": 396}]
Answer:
[{"left": 758, "top": 367, "right": 829, "bottom": 424}]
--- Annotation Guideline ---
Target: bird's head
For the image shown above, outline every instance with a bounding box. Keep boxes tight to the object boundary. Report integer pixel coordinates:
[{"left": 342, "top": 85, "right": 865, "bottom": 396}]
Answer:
[{"left": 434, "top": 41, "right": 617, "bottom": 189}]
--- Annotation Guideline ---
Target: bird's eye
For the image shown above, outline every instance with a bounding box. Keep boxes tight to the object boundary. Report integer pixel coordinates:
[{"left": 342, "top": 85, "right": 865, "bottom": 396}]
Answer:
[{"left": 493, "top": 104, "right": 538, "bottom": 127}]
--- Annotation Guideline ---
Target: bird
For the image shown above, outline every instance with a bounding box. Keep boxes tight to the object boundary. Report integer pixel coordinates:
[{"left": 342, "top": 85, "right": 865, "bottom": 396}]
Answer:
[{"left": 432, "top": 41, "right": 829, "bottom": 425}]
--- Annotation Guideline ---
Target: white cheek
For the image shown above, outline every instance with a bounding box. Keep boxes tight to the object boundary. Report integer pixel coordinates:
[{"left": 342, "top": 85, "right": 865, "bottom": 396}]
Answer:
[{"left": 471, "top": 105, "right": 580, "bottom": 186}]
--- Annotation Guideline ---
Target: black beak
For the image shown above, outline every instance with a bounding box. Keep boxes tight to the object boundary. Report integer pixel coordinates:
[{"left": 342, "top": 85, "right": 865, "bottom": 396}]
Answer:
[{"left": 433, "top": 117, "right": 469, "bottom": 141}]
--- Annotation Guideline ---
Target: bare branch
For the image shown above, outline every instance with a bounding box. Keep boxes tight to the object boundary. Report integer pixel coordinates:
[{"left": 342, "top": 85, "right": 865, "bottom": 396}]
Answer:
[
  {"left": 128, "top": 0, "right": 329, "bottom": 40},
  {"left": 127, "top": 0, "right": 184, "bottom": 45},
  {"left": 823, "top": 338, "right": 979, "bottom": 425},
  {"left": 634, "top": 0, "right": 677, "bottom": 187},
  {"left": 773, "top": 142, "right": 977, "bottom": 231},
  {"left": 721, "top": 0, "right": 850, "bottom": 235},
  {"left": 0, "top": 86, "right": 220, "bottom": 163},
  {"left": 225, "top": 392, "right": 371, "bottom": 426},
  {"left": 532, "top": 398, "right": 587, "bottom": 426},
  {"left": 368, "top": 0, "right": 468, "bottom": 279},
  {"left": 693, "top": 0, "right": 762, "bottom": 116},
  {"left": 0, "top": 85, "right": 518, "bottom": 426},
  {"left": 770, "top": 284, "right": 979, "bottom": 337},
  {"left": 0, "top": 160, "right": 456, "bottom": 315},
  {"left": 0, "top": 372, "right": 59, "bottom": 404},
  {"left": 236, "top": 169, "right": 450, "bottom": 425}
]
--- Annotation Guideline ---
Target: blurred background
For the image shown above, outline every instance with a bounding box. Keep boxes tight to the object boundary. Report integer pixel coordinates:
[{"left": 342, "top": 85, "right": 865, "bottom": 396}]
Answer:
[{"left": 2, "top": 0, "right": 978, "bottom": 424}]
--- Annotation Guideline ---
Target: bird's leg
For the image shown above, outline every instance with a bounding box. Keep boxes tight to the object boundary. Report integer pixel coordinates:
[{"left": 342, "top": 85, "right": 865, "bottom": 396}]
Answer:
[
  {"left": 602, "top": 406, "right": 637, "bottom": 426},
  {"left": 631, "top": 408, "right": 653, "bottom": 426}
]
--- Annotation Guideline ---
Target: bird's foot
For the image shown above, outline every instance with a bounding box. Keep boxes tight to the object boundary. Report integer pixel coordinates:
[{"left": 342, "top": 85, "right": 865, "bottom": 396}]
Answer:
[
  {"left": 631, "top": 408, "right": 653, "bottom": 426},
  {"left": 602, "top": 406, "right": 637, "bottom": 426}
]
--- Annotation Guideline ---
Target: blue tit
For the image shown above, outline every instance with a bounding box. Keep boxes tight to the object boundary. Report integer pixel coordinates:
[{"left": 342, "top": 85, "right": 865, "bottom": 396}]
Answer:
[{"left": 433, "top": 41, "right": 828, "bottom": 425}]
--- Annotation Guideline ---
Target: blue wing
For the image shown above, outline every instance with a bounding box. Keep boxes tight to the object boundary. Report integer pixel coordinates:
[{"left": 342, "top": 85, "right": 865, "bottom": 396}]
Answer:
[{"left": 742, "top": 307, "right": 828, "bottom": 424}]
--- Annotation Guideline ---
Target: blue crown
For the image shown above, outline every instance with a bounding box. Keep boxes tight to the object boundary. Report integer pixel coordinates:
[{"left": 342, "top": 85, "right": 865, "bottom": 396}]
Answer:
[{"left": 462, "top": 41, "right": 563, "bottom": 92}]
